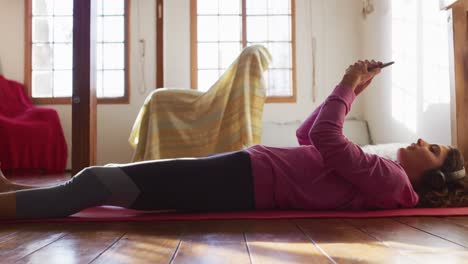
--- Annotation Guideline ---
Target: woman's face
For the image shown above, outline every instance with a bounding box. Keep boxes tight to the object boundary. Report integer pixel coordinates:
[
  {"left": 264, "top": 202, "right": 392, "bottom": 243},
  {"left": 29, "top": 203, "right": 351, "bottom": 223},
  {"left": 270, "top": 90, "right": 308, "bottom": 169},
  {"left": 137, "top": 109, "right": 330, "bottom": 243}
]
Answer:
[{"left": 397, "top": 138, "right": 450, "bottom": 188}]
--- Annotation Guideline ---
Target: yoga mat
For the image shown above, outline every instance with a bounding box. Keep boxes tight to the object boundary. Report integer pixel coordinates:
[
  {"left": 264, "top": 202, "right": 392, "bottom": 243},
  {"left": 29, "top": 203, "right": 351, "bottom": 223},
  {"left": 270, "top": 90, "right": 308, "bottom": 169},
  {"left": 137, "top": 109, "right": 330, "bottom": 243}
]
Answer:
[{"left": 3, "top": 206, "right": 468, "bottom": 223}]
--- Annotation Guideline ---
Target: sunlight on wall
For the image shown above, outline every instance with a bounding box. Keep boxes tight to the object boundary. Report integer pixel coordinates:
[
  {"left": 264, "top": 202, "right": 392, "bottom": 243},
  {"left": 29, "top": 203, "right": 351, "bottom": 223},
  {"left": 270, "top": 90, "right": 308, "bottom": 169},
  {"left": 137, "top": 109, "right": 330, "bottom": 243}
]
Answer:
[
  {"left": 421, "top": 3, "right": 451, "bottom": 111},
  {"left": 391, "top": 0, "right": 450, "bottom": 134},
  {"left": 391, "top": 0, "right": 418, "bottom": 133}
]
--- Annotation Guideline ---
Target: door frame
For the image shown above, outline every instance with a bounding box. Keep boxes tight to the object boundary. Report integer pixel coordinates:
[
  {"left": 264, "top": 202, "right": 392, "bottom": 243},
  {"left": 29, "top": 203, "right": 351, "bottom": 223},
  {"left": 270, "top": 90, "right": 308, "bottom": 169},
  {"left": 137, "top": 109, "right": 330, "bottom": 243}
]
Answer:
[{"left": 72, "top": 0, "right": 97, "bottom": 174}]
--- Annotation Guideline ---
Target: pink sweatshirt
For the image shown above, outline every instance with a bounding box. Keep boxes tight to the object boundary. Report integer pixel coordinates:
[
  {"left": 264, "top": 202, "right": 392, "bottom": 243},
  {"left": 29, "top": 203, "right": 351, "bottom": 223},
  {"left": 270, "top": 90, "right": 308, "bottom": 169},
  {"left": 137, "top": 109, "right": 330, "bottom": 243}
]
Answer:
[{"left": 246, "top": 84, "right": 419, "bottom": 210}]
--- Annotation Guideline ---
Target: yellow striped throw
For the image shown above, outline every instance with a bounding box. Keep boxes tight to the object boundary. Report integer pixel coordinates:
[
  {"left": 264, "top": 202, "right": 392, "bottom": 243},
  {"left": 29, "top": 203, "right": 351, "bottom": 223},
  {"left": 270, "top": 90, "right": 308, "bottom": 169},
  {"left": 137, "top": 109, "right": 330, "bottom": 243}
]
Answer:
[{"left": 129, "top": 45, "right": 272, "bottom": 161}]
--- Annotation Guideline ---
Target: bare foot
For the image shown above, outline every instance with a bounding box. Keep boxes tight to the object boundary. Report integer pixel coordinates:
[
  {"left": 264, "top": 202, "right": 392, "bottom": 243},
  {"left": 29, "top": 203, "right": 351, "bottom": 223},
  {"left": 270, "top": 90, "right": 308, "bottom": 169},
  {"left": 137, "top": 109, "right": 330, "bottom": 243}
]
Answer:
[{"left": 0, "top": 168, "right": 15, "bottom": 192}]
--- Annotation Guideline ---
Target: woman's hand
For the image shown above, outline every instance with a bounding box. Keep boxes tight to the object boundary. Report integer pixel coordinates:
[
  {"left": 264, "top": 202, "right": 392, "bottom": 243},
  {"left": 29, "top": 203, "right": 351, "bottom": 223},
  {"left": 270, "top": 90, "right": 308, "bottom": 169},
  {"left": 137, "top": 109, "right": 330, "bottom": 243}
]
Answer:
[{"left": 340, "top": 60, "right": 382, "bottom": 96}]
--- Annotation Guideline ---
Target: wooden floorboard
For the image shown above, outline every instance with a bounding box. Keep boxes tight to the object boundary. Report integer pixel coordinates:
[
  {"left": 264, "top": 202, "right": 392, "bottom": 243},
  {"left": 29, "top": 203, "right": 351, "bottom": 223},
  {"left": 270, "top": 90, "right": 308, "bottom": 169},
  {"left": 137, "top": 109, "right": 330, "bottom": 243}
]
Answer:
[
  {"left": 16, "top": 223, "right": 125, "bottom": 264},
  {"left": 91, "top": 222, "right": 183, "bottom": 264},
  {"left": 2, "top": 175, "right": 468, "bottom": 263},
  {"left": 295, "top": 218, "right": 417, "bottom": 263},
  {"left": 244, "top": 219, "right": 331, "bottom": 264},
  {"left": 171, "top": 220, "right": 251, "bottom": 264},
  {"left": 0, "top": 217, "right": 465, "bottom": 263},
  {"left": 397, "top": 217, "right": 468, "bottom": 249},
  {"left": 444, "top": 216, "right": 468, "bottom": 227},
  {"left": 346, "top": 218, "right": 468, "bottom": 263},
  {"left": 0, "top": 223, "right": 67, "bottom": 262}
]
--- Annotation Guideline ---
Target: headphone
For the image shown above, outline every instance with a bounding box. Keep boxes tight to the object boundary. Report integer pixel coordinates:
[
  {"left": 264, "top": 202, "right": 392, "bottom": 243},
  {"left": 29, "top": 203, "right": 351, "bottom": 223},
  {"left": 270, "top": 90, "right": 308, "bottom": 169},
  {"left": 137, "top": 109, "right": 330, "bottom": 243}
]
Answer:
[{"left": 424, "top": 168, "right": 466, "bottom": 191}]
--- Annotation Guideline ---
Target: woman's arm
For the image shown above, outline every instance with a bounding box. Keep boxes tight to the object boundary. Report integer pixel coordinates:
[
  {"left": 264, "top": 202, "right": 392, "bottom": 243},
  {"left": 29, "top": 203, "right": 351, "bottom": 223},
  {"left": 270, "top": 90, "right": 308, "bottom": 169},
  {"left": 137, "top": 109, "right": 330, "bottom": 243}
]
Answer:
[
  {"left": 309, "top": 60, "right": 380, "bottom": 146},
  {"left": 308, "top": 61, "right": 417, "bottom": 208},
  {"left": 296, "top": 61, "right": 380, "bottom": 146},
  {"left": 309, "top": 84, "right": 416, "bottom": 207},
  {"left": 308, "top": 83, "right": 361, "bottom": 168},
  {"left": 309, "top": 61, "right": 377, "bottom": 181}
]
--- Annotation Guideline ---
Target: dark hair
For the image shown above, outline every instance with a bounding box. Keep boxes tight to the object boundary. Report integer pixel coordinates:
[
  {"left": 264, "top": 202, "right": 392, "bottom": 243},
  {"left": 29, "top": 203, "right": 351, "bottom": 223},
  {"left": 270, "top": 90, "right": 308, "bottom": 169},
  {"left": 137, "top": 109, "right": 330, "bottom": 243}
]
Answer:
[{"left": 416, "top": 147, "right": 467, "bottom": 208}]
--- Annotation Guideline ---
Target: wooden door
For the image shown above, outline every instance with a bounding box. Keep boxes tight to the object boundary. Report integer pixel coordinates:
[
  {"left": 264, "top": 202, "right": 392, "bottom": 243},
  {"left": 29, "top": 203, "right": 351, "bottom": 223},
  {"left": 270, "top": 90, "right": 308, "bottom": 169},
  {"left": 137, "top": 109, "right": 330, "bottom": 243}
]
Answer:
[
  {"left": 71, "top": 0, "right": 97, "bottom": 175},
  {"left": 444, "top": 0, "right": 468, "bottom": 162}
]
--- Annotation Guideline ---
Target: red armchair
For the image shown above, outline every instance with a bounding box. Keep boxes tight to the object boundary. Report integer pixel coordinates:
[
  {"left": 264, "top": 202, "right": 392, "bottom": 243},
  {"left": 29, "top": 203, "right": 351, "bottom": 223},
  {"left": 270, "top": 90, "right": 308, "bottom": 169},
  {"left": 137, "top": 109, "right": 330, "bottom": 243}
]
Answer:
[{"left": 0, "top": 75, "right": 68, "bottom": 175}]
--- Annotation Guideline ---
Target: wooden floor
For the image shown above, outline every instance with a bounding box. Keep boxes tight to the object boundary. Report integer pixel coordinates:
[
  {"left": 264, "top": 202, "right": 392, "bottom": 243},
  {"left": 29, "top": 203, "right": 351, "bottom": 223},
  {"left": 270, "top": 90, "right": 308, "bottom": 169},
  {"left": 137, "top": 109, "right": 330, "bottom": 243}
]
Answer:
[{"left": 3, "top": 174, "right": 468, "bottom": 263}]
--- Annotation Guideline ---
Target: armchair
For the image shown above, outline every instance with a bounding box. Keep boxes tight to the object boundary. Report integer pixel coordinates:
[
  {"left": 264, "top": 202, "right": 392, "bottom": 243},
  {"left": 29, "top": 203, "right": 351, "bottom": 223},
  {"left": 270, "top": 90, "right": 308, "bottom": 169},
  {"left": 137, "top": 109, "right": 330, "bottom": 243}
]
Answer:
[
  {"left": 129, "top": 45, "right": 272, "bottom": 160},
  {"left": 0, "top": 75, "right": 68, "bottom": 175}
]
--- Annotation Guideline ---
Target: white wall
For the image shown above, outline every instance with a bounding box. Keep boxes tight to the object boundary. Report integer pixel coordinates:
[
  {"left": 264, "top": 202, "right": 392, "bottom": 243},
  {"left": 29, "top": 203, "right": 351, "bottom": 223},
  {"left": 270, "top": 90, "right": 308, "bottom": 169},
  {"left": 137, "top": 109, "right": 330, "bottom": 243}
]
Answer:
[
  {"left": 361, "top": 0, "right": 452, "bottom": 145},
  {"left": 0, "top": 0, "right": 364, "bottom": 167},
  {"left": 361, "top": 0, "right": 399, "bottom": 143},
  {"left": 0, "top": 0, "right": 24, "bottom": 82}
]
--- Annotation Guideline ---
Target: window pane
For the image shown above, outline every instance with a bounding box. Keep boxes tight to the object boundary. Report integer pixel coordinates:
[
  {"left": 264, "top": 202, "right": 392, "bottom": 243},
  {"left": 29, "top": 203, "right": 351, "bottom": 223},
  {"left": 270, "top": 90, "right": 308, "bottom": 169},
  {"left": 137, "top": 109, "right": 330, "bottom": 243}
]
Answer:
[
  {"left": 53, "top": 70, "right": 72, "bottom": 97},
  {"left": 196, "top": 1, "right": 294, "bottom": 97},
  {"left": 269, "top": 42, "right": 291, "bottom": 68},
  {"left": 97, "top": 70, "right": 104, "bottom": 97},
  {"left": 103, "top": 43, "right": 124, "bottom": 69},
  {"left": 104, "top": 0, "right": 125, "bottom": 15},
  {"left": 97, "top": 43, "right": 103, "bottom": 70},
  {"left": 198, "top": 16, "right": 219, "bottom": 41},
  {"left": 268, "top": 0, "right": 290, "bottom": 14},
  {"left": 247, "top": 41, "right": 269, "bottom": 47},
  {"left": 103, "top": 16, "right": 124, "bottom": 42},
  {"left": 246, "top": 16, "right": 268, "bottom": 42},
  {"left": 53, "top": 44, "right": 73, "bottom": 69},
  {"left": 97, "top": 16, "right": 103, "bottom": 42},
  {"left": 103, "top": 70, "right": 125, "bottom": 97},
  {"left": 246, "top": 0, "right": 267, "bottom": 15},
  {"left": 33, "top": 17, "right": 53, "bottom": 42},
  {"left": 266, "top": 69, "right": 292, "bottom": 96},
  {"left": 220, "top": 42, "right": 241, "bottom": 68},
  {"left": 97, "top": 0, "right": 104, "bottom": 15},
  {"left": 32, "top": 71, "right": 53, "bottom": 97},
  {"left": 421, "top": 0, "right": 450, "bottom": 110},
  {"left": 219, "top": 16, "right": 241, "bottom": 41},
  {"left": 32, "top": 0, "right": 54, "bottom": 16},
  {"left": 54, "top": 17, "right": 73, "bottom": 43},
  {"left": 198, "top": 43, "right": 219, "bottom": 69},
  {"left": 219, "top": 0, "right": 241, "bottom": 15},
  {"left": 54, "top": 0, "right": 73, "bottom": 16},
  {"left": 269, "top": 16, "right": 290, "bottom": 41},
  {"left": 32, "top": 44, "right": 52, "bottom": 70},
  {"left": 198, "top": 70, "right": 219, "bottom": 92},
  {"left": 198, "top": 0, "right": 219, "bottom": 14},
  {"left": 30, "top": 0, "right": 128, "bottom": 100}
]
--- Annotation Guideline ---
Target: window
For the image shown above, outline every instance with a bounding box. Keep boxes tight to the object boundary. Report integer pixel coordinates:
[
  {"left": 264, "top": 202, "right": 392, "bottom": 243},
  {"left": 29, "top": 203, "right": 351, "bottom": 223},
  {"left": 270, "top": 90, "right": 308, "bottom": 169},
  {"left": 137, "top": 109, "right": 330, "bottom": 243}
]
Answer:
[
  {"left": 25, "top": 0, "right": 130, "bottom": 104},
  {"left": 191, "top": 0, "right": 296, "bottom": 102},
  {"left": 391, "top": 0, "right": 450, "bottom": 134}
]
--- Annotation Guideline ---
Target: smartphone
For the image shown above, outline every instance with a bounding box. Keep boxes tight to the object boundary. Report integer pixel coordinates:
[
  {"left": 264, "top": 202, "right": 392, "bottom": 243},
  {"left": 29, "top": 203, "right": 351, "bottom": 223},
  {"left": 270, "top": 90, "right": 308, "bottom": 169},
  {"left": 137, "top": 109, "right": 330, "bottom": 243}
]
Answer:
[{"left": 368, "top": 61, "right": 394, "bottom": 71}]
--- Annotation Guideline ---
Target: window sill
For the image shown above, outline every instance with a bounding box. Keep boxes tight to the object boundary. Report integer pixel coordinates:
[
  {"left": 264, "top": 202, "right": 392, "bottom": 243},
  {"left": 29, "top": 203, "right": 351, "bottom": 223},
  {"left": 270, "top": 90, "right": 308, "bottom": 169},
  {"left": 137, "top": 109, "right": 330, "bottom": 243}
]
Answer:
[
  {"left": 31, "top": 97, "right": 130, "bottom": 105},
  {"left": 266, "top": 96, "right": 296, "bottom": 103}
]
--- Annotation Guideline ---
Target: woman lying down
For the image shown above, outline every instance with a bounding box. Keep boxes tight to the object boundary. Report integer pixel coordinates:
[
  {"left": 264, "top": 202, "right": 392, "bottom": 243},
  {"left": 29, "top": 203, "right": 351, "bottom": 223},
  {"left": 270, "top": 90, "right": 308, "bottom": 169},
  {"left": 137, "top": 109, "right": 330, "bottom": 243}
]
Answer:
[{"left": 0, "top": 60, "right": 465, "bottom": 220}]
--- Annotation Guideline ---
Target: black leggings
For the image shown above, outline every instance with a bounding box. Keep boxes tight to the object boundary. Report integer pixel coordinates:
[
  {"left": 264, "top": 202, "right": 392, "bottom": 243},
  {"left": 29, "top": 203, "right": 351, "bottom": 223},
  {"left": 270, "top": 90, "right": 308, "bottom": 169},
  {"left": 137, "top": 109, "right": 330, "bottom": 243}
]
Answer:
[
  {"left": 121, "top": 150, "right": 255, "bottom": 212},
  {"left": 15, "top": 150, "right": 256, "bottom": 219}
]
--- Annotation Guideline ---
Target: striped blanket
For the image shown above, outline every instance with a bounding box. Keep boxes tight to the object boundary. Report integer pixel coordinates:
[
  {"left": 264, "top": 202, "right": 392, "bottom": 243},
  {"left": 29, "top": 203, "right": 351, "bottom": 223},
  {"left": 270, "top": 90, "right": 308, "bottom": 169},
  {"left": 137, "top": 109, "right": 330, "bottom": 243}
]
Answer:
[{"left": 129, "top": 45, "right": 272, "bottom": 161}]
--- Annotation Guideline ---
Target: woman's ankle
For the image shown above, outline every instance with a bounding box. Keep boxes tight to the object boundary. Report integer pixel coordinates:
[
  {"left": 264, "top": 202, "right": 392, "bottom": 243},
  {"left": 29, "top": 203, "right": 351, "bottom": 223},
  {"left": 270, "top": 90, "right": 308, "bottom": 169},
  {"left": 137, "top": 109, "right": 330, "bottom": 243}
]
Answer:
[{"left": 8, "top": 183, "right": 36, "bottom": 191}]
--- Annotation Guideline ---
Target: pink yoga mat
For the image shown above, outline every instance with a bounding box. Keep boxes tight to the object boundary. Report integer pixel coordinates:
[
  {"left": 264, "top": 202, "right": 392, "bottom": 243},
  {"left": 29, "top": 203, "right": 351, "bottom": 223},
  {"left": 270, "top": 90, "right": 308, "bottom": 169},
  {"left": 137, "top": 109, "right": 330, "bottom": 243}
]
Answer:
[{"left": 4, "top": 206, "right": 468, "bottom": 223}]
